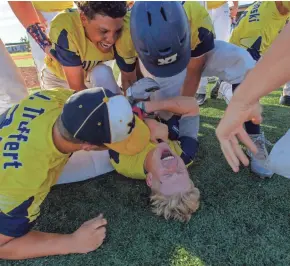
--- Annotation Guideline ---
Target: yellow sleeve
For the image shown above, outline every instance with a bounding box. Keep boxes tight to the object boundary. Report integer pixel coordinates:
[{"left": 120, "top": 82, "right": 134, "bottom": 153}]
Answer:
[
  {"left": 183, "top": 2, "right": 215, "bottom": 57},
  {"left": 114, "top": 12, "right": 137, "bottom": 72},
  {"left": 49, "top": 13, "right": 82, "bottom": 67}
]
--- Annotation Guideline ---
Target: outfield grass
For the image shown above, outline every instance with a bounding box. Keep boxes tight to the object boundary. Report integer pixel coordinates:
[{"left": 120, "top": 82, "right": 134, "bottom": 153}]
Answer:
[
  {"left": 3, "top": 88, "right": 290, "bottom": 266},
  {"left": 13, "top": 58, "right": 35, "bottom": 68}
]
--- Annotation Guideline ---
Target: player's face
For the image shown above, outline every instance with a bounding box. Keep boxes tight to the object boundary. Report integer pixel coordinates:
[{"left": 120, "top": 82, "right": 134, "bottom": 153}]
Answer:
[
  {"left": 81, "top": 13, "right": 124, "bottom": 53},
  {"left": 145, "top": 142, "right": 191, "bottom": 196}
]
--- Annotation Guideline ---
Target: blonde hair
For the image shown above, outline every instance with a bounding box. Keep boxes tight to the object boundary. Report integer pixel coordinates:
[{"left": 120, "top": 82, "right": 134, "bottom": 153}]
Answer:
[{"left": 150, "top": 181, "right": 200, "bottom": 222}]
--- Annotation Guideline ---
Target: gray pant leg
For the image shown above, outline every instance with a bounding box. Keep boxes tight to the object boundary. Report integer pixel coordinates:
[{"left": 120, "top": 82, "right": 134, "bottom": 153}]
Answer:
[{"left": 202, "top": 40, "right": 256, "bottom": 84}]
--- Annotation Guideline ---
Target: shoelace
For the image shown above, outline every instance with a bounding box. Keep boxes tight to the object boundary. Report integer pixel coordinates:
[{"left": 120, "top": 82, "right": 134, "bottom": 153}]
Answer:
[{"left": 250, "top": 134, "right": 273, "bottom": 160}]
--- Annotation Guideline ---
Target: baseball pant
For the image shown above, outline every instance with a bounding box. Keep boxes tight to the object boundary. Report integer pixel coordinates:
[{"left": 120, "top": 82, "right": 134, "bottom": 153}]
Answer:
[
  {"left": 41, "top": 63, "right": 121, "bottom": 94},
  {"left": 197, "top": 2, "right": 232, "bottom": 95},
  {"left": 0, "top": 39, "right": 28, "bottom": 115}
]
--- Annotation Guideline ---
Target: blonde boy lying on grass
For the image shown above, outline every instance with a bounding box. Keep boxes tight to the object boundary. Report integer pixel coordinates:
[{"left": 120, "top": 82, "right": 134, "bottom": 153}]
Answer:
[{"left": 109, "top": 96, "right": 201, "bottom": 222}]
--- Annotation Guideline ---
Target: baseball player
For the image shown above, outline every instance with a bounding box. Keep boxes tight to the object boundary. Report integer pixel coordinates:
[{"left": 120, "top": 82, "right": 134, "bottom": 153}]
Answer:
[
  {"left": 9, "top": 1, "right": 74, "bottom": 80},
  {"left": 0, "top": 86, "right": 149, "bottom": 260},
  {"left": 120, "top": 1, "right": 272, "bottom": 178},
  {"left": 214, "top": 1, "right": 290, "bottom": 106},
  {"left": 195, "top": 1, "right": 239, "bottom": 105},
  {"left": 41, "top": 1, "right": 136, "bottom": 94}
]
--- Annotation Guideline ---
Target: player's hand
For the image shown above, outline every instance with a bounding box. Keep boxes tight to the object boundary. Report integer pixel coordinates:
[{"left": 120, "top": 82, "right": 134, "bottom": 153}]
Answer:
[
  {"left": 145, "top": 119, "right": 169, "bottom": 144},
  {"left": 127, "top": 77, "right": 160, "bottom": 102},
  {"left": 216, "top": 101, "right": 262, "bottom": 172},
  {"left": 68, "top": 214, "right": 107, "bottom": 254}
]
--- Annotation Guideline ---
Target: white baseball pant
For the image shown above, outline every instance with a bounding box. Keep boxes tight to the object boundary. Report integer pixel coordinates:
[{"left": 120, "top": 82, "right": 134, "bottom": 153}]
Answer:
[{"left": 197, "top": 2, "right": 232, "bottom": 95}]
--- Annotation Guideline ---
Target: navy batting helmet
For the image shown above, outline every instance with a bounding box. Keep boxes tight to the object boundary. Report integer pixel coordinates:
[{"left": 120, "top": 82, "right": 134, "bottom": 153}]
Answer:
[{"left": 130, "top": 1, "right": 191, "bottom": 78}]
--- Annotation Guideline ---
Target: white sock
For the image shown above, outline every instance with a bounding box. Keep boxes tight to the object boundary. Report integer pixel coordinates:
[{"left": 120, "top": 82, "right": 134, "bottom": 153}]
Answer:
[{"left": 218, "top": 82, "right": 233, "bottom": 104}]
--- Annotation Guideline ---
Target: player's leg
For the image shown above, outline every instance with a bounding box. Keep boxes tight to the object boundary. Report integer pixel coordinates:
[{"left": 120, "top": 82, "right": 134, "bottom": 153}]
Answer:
[
  {"left": 86, "top": 64, "right": 121, "bottom": 94},
  {"left": 56, "top": 150, "right": 114, "bottom": 185},
  {"left": 202, "top": 40, "right": 273, "bottom": 178},
  {"left": 195, "top": 77, "right": 208, "bottom": 106},
  {"left": 280, "top": 81, "right": 290, "bottom": 106},
  {"left": 0, "top": 39, "right": 28, "bottom": 116}
]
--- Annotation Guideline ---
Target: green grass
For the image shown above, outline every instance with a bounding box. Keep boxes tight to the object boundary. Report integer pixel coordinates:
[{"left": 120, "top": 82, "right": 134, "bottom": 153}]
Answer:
[
  {"left": 4, "top": 87, "right": 290, "bottom": 266},
  {"left": 13, "top": 58, "right": 35, "bottom": 68}
]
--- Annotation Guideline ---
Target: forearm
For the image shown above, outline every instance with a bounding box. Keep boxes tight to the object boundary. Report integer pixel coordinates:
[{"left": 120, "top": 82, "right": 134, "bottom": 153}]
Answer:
[
  {"left": 8, "top": 2, "right": 40, "bottom": 28},
  {"left": 0, "top": 231, "right": 72, "bottom": 260},
  {"left": 232, "top": 24, "right": 290, "bottom": 106},
  {"left": 63, "top": 67, "right": 87, "bottom": 91},
  {"left": 181, "top": 56, "right": 205, "bottom": 97},
  {"left": 181, "top": 71, "right": 201, "bottom": 97},
  {"left": 121, "top": 70, "right": 137, "bottom": 92},
  {"left": 144, "top": 97, "right": 199, "bottom": 116}
]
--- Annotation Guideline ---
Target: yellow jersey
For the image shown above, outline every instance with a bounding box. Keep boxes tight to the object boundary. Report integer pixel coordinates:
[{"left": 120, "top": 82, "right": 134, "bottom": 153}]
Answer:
[
  {"left": 109, "top": 115, "right": 199, "bottom": 180},
  {"left": 32, "top": 1, "right": 73, "bottom": 12},
  {"left": 0, "top": 88, "right": 73, "bottom": 237},
  {"left": 207, "top": 1, "right": 227, "bottom": 10},
  {"left": 45, "top": 10, "right": 135, "bottom": 80},
  {"left": 230, "top": 1, "right": 289, "bottom": 56},
  {"left": 116, "top": 1, "right": 215, "bottom": 72}
]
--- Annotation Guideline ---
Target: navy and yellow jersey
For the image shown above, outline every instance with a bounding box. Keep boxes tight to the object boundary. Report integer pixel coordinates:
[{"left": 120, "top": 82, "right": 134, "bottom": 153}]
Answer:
[
  {"left": 206, "top": 1, "right": 227, "bottom": 10},
  {"left": 45, "top": 10, "right": 134, "bottom": 80},
  {"left": 182, "top": 1, "right": 215, "bottom": 57},
  {"left": 0, "top": 88, "right": 73, "bottom": 237},
  {"left": 109, "top": 115, "right": 199, "bottom": 180},
  {"left": 115, "top": 1, "right": 215, "bottom": 72},
  {"left": 32, "top": 1, "right": 73, "bottom": 12},
  {"left": 230, "top": 1, "right": 289, "bottom": 60}
]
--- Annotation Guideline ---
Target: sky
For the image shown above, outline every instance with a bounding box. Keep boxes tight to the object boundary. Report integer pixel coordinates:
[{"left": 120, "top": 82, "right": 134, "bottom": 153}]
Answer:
[{"left": 0, "top": 0, "right": 254, "bottom": 44}]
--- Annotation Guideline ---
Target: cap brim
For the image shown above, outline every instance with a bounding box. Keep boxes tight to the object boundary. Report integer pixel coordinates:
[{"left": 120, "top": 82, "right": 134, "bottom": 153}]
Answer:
[
  {"left": 105, "top": 116, "right": 150, "bottom": 155},
  {"left": 140, "top": 52, "right": 190, "bottom": 78}
]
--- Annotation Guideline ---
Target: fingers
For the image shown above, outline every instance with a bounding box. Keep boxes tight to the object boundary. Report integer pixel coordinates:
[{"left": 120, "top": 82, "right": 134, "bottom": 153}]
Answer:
[
  {"left": 84, "top": 214, "right": 107, "bottom": 229},
  {"left": 230, "top": 135, "right": 250, "bottom": 167},
  {"left": 237, "top": 129, "right": 258, "bottom": 155},
  {"left": 220, "top": 142, "right": 240, "bottom": 172}
]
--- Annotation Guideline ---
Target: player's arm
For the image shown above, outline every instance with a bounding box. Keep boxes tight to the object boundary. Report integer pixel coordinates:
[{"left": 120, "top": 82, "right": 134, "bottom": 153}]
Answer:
[
  {"left": 181, "top": 56, "right": 206, "bottom": 96},
  {"left": 0, "top": 214, "right": 107, "bottom": 259},
  {"left": 114, "top": 26, "right": 138, "bottom": 91},
  {"left": 0, "top": 231, "right": 71, "bottom": 259},
  {"left": 8, "top": 1, "right": 51, "bottom": 53},
  {"left": 143, "top": 96, "right": 200, "bottom": 117},
  {"left": 49, "top": 22, "right": 86, "bottom": 91},
  {"left": 181, "top": 4, "right": 215, "bottom": 96},
  {"left": 63, "top": 66, "right": 87, "bottom": 91},
  {"left": 120, "top": 69, "right": 137, "bottom": 93}
]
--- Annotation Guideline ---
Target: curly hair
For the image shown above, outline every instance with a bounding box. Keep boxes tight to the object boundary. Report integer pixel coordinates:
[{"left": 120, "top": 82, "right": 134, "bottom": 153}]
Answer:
[
  {"left": 150, "top": 181, "right": 200, "bottom": 222},
  {"left": 75, "top": 1, "right": 127, "bottom": 20}
]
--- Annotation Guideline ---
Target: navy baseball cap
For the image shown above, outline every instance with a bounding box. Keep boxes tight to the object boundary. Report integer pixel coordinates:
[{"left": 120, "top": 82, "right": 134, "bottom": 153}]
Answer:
[{"left": 61, "top": 87, "right": 150, "bottom": 155}]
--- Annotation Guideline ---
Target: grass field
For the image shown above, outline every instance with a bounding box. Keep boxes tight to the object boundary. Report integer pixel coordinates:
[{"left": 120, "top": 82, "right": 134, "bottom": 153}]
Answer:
[
  {"left": 3, "top": 86, "right": 290, "bottom": 266},
  {"left": 14, "top": 58, "right": 35, "bottom": 68}
]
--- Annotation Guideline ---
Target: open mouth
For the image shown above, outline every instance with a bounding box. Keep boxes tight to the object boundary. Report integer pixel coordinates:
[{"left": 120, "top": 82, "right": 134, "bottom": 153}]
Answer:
[
  {"left": 161, "top": 150, "right": 175, "bottom": 161},
  {"left": 99, "top": 42, "right": 112, "bottom": 49}
]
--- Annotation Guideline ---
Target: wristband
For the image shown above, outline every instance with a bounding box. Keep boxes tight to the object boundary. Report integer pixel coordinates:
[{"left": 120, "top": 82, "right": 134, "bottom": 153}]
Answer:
[{"left": 27, "top": 23, "right": 51, "bottom": 51}]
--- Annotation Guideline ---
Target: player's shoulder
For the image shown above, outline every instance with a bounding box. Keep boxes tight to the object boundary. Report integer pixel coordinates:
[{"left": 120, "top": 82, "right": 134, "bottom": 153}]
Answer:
[
  {"left": 182, "top": 1, "right": 208, "bottom": 18},
  {"left": 50, "top": 9, "right": 80, "bottom": 32}
]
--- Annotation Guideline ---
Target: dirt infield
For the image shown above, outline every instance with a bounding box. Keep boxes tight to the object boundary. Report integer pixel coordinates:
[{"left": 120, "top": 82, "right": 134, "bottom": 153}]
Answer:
[
  {"left": 14, "top": 55, "right": 33, "bottom": 60},
  {"left": 19, "top": 67, "right": 40, "bottom": 88},
  {"left": 12, "top": 54, "right": 33, "bottom": 60}
]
